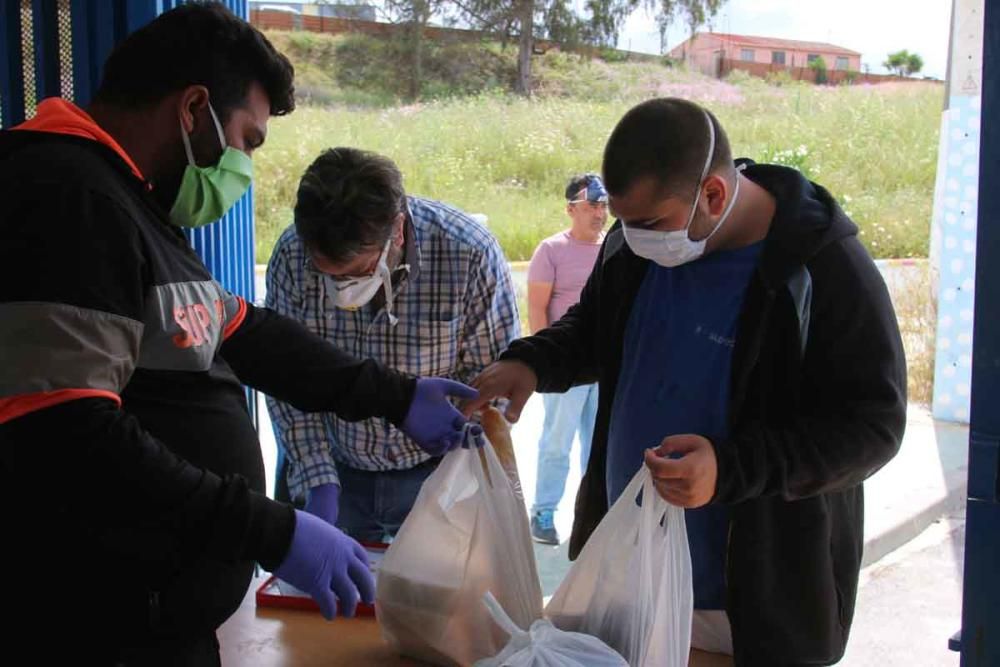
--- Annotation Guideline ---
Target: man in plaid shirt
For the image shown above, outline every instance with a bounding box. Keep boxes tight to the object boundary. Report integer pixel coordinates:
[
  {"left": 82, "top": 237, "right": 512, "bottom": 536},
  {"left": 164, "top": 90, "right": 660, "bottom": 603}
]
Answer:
[{"left": 266, "top": 147, "right": 520, "bottom": 542}]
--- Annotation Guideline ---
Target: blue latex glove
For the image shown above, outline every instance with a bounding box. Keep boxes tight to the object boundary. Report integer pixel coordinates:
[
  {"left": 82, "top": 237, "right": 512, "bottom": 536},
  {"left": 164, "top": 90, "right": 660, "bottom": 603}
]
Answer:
[
  {"left": 463, "top": 423, "right": 485, "bottom": 449},
  {"left": 304, "top": 483, "right": 340, "bottom": 526},
  {"left": 274, "top": 510, "right": 375, "bottom": 620},
  {"left": 401, "top": 377, "right": 479, "bottom": 456}
]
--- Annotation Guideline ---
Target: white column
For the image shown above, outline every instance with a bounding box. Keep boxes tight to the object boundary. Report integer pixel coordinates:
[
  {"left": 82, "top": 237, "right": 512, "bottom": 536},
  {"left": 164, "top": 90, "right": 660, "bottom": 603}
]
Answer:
[{"left": 931, "top": 0, "right": 985, "bottom": 422}]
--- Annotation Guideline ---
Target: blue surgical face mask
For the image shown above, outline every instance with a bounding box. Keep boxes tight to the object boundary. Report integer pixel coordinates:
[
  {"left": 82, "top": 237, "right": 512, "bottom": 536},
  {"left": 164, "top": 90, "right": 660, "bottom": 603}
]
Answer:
[{"left": 622, "top": 110, "right": 741, "bottom": 268}]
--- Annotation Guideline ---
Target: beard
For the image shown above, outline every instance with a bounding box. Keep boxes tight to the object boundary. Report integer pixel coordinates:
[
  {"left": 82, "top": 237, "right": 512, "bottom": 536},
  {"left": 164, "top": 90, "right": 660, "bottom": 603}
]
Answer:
[
  {"left": 150, "top": 111, "right": 224, "bottom": 214},
  {"left": 149, "top": 163, "right": 186, "bottom": 213}
]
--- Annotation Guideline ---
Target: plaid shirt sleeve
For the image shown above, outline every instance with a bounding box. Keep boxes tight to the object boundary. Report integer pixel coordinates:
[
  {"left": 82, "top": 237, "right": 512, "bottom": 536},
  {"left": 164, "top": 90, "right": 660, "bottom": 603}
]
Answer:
[
  {"left": 263, "top": 234, "right": 341, "bottom": 491},
  {"left": 455, "top": 235, "right": 521, "bottom": 385}
]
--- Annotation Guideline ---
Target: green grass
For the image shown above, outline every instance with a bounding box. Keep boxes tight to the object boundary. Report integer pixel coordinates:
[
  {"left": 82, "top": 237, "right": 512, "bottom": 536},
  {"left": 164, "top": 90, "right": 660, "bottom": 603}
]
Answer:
[
  {"left": 252, "top": 33, "right": 943, "bottom": 404},
  {"left": 885, "top": 262, "right": 936, "bottom": 405},
  {"left": 253, "top": 76, "right": 942, "bottom": 262}
]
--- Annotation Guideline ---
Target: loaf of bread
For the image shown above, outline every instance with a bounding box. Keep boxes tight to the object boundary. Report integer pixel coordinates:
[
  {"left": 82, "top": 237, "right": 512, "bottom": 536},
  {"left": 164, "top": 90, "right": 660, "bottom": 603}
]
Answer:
[{"left": 478, "top": 406, "right": 523, "bottom": 501}]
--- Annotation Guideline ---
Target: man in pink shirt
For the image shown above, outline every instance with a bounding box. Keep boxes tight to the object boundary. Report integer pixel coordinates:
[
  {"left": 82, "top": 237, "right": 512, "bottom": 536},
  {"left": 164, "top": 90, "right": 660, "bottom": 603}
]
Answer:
[{"left": 526, "top": 173, "right": 608, "bottom": 544}]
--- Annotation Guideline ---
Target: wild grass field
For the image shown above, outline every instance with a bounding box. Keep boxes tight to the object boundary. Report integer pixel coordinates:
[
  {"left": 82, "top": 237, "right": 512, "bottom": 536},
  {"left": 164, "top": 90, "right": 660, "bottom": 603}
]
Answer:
[
  {"left": 255, "top": 31, "right": 941, "bottom": 264},
  {"left": 254, "top": 30, "right": 943, "bottom": 402}
]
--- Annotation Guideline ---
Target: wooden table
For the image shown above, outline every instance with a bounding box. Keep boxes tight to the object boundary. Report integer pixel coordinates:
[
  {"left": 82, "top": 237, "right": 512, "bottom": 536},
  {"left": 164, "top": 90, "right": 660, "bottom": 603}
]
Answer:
[{"left": 219, "top": 577, "right": 733, "bottom": 666}]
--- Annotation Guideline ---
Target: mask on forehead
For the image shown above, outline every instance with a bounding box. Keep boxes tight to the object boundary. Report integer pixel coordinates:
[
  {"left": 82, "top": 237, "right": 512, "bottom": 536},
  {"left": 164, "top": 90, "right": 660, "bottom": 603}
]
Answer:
[
  {"left": 621, "top": 110, "right": 740, "bottom": 268},
  {"left": 568, "top": 175, "right": 609, "bottom": 205}
]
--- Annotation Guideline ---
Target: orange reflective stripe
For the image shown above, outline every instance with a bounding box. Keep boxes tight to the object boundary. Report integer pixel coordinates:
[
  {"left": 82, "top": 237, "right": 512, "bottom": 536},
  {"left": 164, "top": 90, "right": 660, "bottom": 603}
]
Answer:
[
  {"left": 222, "top": 296, "right": 248, "bottom": 340},
  {"left": 13, "top": 98, "right": 145, "bottom": 182},
  {"left": 0, "top": 389, "right": 121, "bottom": 425}
]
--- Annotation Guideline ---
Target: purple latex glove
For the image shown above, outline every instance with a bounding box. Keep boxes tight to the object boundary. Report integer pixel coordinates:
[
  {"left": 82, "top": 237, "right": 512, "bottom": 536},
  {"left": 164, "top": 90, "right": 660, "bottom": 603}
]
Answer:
[
  {"left": 274, "top": 510, "right": 375, "bottom": 620},
  {"left": 401, "top": 377, "right": 479, "bottom": 456},
  {"left": 305, "top": 483, "right": 340, "bottom": 526},
  {"left": 462, "top": 423, "right": 485, "bottom": 449}
]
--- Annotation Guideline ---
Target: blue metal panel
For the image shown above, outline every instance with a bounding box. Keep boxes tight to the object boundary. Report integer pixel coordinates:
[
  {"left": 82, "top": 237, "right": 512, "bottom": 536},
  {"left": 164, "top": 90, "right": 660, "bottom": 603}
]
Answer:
[
  {"left": 69, "top": 0, "right": 125, "bottom": 108},
  {"left": 958, "top": 0, "right": 1000, "bottom": 662},
  {"left": 68, "top": 0, "right": 96, "bottom": 106},
  {"left": 6, "top": 0, "right": 258, "bottom": 415},
  {"left": 124, "top": 0, "right": 162, "bottom": 34},
  {"left": 178, "top": 0, "right": 256, "bottom": 422},
  {"left": 182, "top": 0, "right": 256, "bottom": 307},
  {"left": 961, "top": 501, "right": 1000, "bottom": 664},
  {"left": 0, "top": 0, "right": 26, "bottom": 127},
  {"left": 31, "top": 0, "right": 61, "bottom": 101}
]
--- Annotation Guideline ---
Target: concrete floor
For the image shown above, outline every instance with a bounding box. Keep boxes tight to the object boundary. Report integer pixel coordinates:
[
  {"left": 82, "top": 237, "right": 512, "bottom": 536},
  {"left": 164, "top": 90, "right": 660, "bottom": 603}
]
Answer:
[{"left": 842, "top": 511, "right": 965, "bottom": 666}]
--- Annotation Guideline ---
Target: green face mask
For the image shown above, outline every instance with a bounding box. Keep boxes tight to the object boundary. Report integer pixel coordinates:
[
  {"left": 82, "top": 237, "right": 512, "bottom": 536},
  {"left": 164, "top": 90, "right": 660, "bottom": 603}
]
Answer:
[{"left": 168, "top": 103, "right": 253, "bottom": 228}]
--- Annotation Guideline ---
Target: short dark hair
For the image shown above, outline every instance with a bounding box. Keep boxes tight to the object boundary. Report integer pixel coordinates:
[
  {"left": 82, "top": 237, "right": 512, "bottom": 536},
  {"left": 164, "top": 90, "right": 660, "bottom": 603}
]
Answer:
[
  {"left": 602, "top": 98, "right": 732, "bottom": 198},
  {"left": 565, "top": 173, "right": 599, "bottom": 201},
  {"left": 94, "top": 2, "right": 294, "bottom": 120},
  {"left": 294, "top": 148, "right": 406, "bottom": 263}
]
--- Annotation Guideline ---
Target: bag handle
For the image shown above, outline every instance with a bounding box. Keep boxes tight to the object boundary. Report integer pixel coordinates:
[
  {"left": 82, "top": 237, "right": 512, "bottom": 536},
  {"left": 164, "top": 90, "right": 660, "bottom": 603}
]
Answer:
[{"left": 483, "top": 591, "right": 526, "bottom": 639}]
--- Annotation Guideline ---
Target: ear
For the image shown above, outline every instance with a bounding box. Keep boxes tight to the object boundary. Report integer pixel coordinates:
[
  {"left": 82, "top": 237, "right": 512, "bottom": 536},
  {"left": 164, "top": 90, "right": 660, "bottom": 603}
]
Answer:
[
  {"left": 176, "top": 85, "right": 211, "bottom": 135},
  {"left": 702, "top": 173, "right": 731, "bottom": 217},
  {"left": 566, "top": 203, "right": 574, "bottom": 216},
  {"left": 392, "top": 212, "right": 406, "bottom": 248}
]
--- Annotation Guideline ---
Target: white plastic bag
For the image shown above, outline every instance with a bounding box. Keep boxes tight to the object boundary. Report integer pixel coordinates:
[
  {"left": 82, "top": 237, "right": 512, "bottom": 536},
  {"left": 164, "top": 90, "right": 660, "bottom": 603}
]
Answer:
[
  {"left": 376, "top": 440, "right": 544, "bottom": 666},
  {"left": 545, "top": 467, "right": 693, "bottom": 666},
  {"left": 475, "top": 592, "right": 628, "bottom": 667}
]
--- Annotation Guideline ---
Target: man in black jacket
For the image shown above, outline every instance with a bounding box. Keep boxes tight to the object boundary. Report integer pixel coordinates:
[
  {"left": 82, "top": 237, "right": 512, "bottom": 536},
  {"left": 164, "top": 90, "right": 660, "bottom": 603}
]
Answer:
[
  {"left": 0, "top": 4, "right": 476, "bottom": 665},
  {"left": 466, "top": 98, "right": 907, "bottom": 665}
]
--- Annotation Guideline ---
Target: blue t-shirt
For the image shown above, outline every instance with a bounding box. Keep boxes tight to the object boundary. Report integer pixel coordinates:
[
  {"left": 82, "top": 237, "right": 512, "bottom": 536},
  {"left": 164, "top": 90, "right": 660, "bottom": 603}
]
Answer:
[{"left": 607, "top": 241, "right": 762, "bottom": 610}]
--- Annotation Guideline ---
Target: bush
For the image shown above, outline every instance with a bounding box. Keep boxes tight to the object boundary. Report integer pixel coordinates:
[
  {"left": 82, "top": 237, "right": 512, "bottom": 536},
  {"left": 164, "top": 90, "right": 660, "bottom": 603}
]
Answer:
[
  {"left": 808, "top": 56, "right": 828, "bottom": 85},
  {"left": 725, "top": 69, "right": 753, "bottom": 85},
  {"left": 333, "top": 34, "right": 516, "bottom": 101},
  {"left": 764, "top": 69, "right": 798, "bottom": 87},
  {"left": 333, "top": 34, "right": 401, "bottom": 98},
  {"left": 598, "top": 46, "right": 631, "bottom": 63}
]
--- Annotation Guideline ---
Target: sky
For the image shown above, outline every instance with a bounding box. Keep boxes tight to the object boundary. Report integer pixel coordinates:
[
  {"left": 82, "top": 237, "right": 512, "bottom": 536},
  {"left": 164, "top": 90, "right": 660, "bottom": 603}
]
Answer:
[{"left": 610, "top": 0, "right": 954, "bottom": 79}]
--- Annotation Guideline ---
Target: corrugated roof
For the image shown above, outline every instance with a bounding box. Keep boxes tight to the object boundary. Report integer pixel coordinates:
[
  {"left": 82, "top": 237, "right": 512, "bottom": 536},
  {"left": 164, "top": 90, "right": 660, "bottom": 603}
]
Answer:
[{"left": 673, "top": 32, "right": 861, "bottom": 57}]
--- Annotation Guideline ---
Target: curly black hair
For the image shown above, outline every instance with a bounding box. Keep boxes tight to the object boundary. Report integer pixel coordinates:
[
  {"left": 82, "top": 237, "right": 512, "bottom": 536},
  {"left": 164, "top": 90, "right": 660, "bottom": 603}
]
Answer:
[{"left": 94, "top": 2, "right": 294, "bottom": 120}]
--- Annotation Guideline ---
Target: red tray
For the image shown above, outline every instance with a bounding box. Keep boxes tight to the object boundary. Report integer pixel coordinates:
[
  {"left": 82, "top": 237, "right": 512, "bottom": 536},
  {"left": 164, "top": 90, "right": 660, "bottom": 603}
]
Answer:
[{"left": 255, "top": 541, "right": 388, "bottom": 616}]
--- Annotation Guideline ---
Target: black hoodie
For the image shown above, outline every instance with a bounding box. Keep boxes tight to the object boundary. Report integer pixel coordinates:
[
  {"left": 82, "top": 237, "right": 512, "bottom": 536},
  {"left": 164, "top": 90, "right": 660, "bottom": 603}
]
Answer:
[
  {"left": 502, "top": 161, "right": 907, "bottom": 665},
  {"left": 0, "top": 119, "right": 415, "bottom": 652}
]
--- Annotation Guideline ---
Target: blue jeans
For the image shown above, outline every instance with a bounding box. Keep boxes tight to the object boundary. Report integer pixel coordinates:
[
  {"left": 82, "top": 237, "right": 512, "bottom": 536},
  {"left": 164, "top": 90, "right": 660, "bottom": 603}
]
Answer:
[
  {"left": 532, "top": 384, "right": 598, "bottom": 514},
  {"left": 336, "top": 457, "right": 441, "bottom": 543},
  {"left": 272, "top": 430, "right": 437, "bottom": 543}
]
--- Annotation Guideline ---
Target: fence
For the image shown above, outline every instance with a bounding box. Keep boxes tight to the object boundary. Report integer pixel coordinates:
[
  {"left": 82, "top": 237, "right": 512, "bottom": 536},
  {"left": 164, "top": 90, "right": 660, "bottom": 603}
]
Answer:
[
  {"left": 719, "top": 58, "right": 920, "bottom": 85},
  {"left": 249, "top": 8, "right": 660, "bottom": 62}
]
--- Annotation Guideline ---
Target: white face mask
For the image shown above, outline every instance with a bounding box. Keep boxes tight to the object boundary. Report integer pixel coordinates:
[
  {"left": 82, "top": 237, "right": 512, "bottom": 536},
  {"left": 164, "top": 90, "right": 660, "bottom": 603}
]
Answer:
[
  {"left": 324, "top": 236, "right": 400, "bottom": 325},
  {"left": 622, "top": 110, "right": 741, "bottom": 268}
]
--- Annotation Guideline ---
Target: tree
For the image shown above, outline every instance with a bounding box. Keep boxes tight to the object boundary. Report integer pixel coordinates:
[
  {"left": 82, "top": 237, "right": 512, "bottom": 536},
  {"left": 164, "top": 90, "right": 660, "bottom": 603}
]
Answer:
[
  {"left": 884, "top": 49, "right": 923, "bottom": 77},
  {"left": 448, "top": 0, "right": 532, "bottom": 95},
  {"left": 450, "top": 0, "right": 729, "bottom": 95},
  {"left": 905, "top": 52, "right": 924, "bottom": 76},
  {"left": 382, "top": 0, "right": 448, "bottom": 101},
  {"left": 808, "top": 55, "right": 827, "bottom": 85},
  {"left": 451, "top": 0, "right": 642, "bottom": 96},
  {"left": 649, "top": 0, "right": 728, "bottom": 63},
  {"left": 585, "top": 0, "right": 646, "bottom": 48}
]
